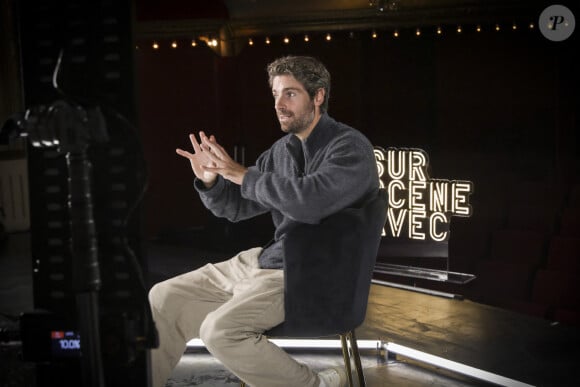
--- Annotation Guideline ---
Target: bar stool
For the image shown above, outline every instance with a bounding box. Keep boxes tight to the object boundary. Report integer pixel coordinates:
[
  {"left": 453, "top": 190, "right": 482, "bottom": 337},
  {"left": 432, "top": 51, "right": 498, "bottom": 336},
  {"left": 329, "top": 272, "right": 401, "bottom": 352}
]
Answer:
[{"left": 240, "top": 189, "right": 388, "bottom": 387}]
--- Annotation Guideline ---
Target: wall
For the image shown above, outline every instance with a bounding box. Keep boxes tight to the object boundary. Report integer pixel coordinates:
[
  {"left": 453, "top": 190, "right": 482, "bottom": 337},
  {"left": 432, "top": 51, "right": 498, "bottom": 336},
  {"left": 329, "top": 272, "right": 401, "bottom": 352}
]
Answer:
[{"left": 135, "top": 27, "right": 578, "bottom": 243}]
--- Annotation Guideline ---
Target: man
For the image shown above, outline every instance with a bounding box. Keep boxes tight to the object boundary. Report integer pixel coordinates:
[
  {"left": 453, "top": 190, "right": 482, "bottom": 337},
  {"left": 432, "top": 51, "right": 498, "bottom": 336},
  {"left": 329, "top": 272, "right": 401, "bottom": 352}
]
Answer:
[{"left": 149, "top": 55, "right": 379, "bottom": 387}]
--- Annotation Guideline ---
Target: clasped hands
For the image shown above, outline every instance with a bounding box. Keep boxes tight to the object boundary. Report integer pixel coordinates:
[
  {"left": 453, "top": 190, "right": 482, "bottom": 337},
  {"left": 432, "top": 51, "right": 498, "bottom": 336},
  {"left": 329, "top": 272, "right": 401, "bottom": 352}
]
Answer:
[{"left": 176, "top": 131, "right": 247, "bottom": 188}]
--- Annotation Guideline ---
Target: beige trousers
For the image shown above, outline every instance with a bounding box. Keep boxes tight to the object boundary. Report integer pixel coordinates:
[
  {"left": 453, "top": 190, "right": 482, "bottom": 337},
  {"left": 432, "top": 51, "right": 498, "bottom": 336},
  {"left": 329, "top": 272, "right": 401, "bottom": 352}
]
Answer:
[{"left": 148, "top": 247, "right": 319, "bottom": 387}]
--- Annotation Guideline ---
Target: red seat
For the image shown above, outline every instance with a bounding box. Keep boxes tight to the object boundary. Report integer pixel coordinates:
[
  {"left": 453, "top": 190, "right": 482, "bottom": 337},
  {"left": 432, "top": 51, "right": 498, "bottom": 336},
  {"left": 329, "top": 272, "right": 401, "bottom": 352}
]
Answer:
[
  {"left": 560, "top": 207, "right": 580, "bottom": 237},
  {"left": 531, "top": 269, "right": 580, "bottom": 310},
  {"left": 509, "top": 269, "right": 580, "bottom": 323},
  {"left": 466, "top": 260, "right": 535, "bottom": 308},
  {"left": 506, "top": 204, "right": 558, "bottom": 234},
  {"left": 553, "top": 308, "right": 580, "bottom": 327},
  {"left": 567, "top": 183, "right": 580, "bottom": 208},
  {"left": 546, "top": 236, "right": 580, "bottom": 272},
  {"left": 490, "top": 229, "right": 547, "bottom": 267}
]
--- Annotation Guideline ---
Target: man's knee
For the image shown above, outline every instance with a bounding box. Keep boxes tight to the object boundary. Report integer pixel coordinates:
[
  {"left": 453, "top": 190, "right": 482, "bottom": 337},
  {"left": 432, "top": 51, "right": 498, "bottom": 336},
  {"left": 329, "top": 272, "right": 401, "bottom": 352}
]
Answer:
[
  {"left": 199, "top": 313, "right": 220, "bottom": 350},
  {"left": 148, "top": 281, "right": 172, "bottom": 314},
  {"left": 199, "top": 313, "right": 238, "bottom": 355}
]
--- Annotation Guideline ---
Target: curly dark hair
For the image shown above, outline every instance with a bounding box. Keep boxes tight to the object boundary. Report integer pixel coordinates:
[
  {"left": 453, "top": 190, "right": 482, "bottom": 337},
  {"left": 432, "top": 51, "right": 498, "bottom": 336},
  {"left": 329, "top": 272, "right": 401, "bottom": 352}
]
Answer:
[{"left": 267, "top": 56, "right": 331, "bottom": 113}]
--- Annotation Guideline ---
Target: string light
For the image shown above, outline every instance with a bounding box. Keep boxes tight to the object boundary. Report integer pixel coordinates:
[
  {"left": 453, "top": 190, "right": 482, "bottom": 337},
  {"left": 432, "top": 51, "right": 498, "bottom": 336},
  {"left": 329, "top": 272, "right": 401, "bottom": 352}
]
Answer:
[
  {"left": 144, "top": 21, "right": 538, "bottom": 51},
  {"left": 201, "top": 37, "right": 218, "bottom": 47}
]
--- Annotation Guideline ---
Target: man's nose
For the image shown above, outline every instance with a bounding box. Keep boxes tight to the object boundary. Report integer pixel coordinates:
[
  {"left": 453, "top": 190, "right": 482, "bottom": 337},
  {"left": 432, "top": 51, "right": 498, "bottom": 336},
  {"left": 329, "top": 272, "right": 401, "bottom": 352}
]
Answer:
[{"left": 274, "top": 96, "right": 284, "bottom": 110}]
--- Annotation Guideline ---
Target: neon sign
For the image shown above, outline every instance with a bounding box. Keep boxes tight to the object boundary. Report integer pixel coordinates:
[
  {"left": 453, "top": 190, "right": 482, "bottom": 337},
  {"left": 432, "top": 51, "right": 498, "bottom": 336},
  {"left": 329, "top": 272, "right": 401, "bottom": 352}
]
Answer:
[{"left": 374, "top": 147, "right": 473, "bottom": 241}]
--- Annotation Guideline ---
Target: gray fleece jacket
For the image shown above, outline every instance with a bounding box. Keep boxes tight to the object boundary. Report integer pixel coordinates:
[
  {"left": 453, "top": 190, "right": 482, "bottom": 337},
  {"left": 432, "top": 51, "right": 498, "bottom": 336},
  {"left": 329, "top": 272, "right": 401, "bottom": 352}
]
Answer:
[{"left": 194, "top": 113, "right": 379, "bottom": 269}]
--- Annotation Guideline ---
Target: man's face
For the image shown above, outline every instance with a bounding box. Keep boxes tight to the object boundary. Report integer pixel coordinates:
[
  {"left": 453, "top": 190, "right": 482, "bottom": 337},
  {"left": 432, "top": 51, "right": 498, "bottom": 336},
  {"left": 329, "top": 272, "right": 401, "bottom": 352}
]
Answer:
[{"left": 271, "top": 74, "right": 316, "bottom": 138}]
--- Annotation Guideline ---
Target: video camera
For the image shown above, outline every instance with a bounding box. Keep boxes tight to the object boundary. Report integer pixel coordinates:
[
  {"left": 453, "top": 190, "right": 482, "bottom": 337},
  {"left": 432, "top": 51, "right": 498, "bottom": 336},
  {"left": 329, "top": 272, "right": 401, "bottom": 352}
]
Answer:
[{"left": 1, "top": 96, "right": 157, "bottom": 386}]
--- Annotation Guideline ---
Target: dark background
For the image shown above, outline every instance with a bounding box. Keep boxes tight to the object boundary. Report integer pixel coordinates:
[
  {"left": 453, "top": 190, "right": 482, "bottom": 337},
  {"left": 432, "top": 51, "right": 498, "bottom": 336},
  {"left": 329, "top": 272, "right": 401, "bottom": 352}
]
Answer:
[
  {"left": 0, "top": 1, "right": 579, "bottom": 385},
  {"left": 134, "top": 3, "right": 578, "bottom": 245},
  {"left": 1, "top": 0, "right": 578, "bottom": 342},
  {"left": 132, "top": 1, "right": 580, "bottom": 320}
]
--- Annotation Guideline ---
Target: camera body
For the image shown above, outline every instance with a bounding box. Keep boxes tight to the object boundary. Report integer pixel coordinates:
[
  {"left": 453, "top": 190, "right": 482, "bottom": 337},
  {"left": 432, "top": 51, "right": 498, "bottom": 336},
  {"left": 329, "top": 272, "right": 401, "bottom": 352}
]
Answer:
[{"left": 20, "top": 311, "right": 80, "bottom": 363}]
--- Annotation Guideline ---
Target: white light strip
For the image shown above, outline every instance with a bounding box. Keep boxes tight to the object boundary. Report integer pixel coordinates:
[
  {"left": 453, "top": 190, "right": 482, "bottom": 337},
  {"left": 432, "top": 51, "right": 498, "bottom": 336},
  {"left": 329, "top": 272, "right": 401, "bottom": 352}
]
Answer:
[
  {"left": 186, "top": 338, "right": 534, "bottom": 386},
  {"left": 386, "top": 342, "right": 535, "bottom": 387},
  {"left": 271, "top": 338, "right": 381, "bottom": 349},
  {"left": 187, "top": 338, "right": 382, "bottom": 350},
  {"left": 187, "top": 338, "right": 204, "bottom": 347}
]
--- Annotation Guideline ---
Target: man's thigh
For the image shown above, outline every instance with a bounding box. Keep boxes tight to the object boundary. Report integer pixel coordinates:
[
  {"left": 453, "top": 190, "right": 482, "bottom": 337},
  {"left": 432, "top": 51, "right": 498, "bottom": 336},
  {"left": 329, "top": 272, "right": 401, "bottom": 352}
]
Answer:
[
  {"left": 151, "top": 247, "right": 265, "bottom": 306},
  {"left": 204, "top": 269, "right": 285, "bottom": 334}
]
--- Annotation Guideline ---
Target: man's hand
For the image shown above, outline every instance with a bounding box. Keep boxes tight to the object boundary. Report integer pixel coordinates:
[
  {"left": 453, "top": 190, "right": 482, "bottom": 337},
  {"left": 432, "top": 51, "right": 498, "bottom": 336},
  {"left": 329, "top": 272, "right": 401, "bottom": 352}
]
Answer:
[
  {"left": 176, "top": 131, "right": 248, "bottom": 187},
  {"left": 198, "top": 133, "right": 248, "bottom": 186},
  {"left": 176, "top": 132, "right": 218, "bottom": 188}
]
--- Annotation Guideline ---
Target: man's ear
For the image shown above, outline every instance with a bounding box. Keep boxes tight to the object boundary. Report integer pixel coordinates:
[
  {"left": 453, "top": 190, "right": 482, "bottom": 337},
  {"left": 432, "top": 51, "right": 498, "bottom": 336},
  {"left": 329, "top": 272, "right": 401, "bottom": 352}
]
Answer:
[{"left": 314, "top": 88, "right": 325, "bottom": 107}]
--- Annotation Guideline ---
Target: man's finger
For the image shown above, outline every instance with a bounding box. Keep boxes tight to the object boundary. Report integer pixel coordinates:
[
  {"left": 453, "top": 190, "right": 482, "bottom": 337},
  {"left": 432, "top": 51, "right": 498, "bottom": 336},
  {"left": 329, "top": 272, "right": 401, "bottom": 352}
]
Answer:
[
  {"left": 176, "top": 148, "right": 194, "bottom": 160},
  {"left": 189, "top": 133, "right": 202, "bottom": 153},
  {"left": 202, "top": 136, "right": 228, "bottom": 160},
  {"left": 200, "top": 144, "right": 222, "bottom": 164}
]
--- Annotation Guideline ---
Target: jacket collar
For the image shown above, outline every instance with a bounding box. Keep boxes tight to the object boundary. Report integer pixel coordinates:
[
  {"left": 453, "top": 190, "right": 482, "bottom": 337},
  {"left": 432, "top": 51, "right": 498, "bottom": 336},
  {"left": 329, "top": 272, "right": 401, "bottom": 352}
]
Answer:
[
  {"left": 302, "top": 113, "right": 334, "bottom": 161},
  {"left": 285, "top": 113, "right": 335, "bottom": 171}
]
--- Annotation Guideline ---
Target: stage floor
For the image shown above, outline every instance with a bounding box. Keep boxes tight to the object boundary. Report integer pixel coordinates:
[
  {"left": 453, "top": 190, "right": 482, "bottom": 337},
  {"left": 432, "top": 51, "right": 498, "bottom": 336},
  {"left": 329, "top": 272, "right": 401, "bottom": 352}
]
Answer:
[
  {"left": 2, "top": 232, "right": 580, "bottom": 386},
  {"left": 167, "top": 349, "right": 485, "bottom": 386}
]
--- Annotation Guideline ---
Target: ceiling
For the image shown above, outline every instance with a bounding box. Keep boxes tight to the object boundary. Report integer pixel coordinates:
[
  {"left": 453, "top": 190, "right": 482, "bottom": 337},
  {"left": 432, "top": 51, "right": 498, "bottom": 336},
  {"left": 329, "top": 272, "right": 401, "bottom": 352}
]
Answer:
[{"left": 134, "top": 0, "right": 540, "bottom": 42}]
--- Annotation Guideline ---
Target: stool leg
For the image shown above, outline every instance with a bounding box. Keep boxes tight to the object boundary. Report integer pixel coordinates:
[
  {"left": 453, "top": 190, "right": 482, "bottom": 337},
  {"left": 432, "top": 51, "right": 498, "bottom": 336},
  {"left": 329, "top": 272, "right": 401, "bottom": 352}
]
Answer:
[
  {"left": 340, "top": 334, "right": 354, "bottom": 386},
  {"left": 348, "top": 330, "right": 366, "bottom": 387},
  {"left": 240, "top": 382, "right": 246, "bottom": 387}
]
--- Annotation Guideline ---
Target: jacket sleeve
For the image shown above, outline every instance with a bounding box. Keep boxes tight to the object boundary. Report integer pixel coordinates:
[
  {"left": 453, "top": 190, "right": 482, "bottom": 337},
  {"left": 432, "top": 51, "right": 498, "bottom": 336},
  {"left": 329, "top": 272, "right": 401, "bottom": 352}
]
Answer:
[
  {"left": 240, "top": 134, "right": 379, "bottom": 224},
  {"left": 194, "top": 175, "right": 269, "bottom": 222}
]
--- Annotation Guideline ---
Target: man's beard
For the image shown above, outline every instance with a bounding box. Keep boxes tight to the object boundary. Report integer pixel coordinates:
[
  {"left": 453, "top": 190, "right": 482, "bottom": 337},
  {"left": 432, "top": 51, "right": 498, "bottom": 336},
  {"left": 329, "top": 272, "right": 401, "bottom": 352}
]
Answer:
[{"left": 279, "top": 103, "right": 315, "bottom": 136}]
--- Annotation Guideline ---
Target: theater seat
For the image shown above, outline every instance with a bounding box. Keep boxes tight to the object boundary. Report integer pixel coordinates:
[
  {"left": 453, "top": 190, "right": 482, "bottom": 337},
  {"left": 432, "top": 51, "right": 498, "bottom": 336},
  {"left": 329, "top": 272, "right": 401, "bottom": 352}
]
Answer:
[
  {"left": 559, "top": 207, "right": 580, "bottom": 237},
  {"left": 490, "top": 229, "right": 548, "bottom": 267},
  {"left": 466, "top": 260, "right": 535, "bottom": 309},
  {"left": 546, "top": 236, "right": 580, "bottom": 272},
  {"left": 553, "top": 308, "right": 580, "bottom": 327},
  {"left": 506, "top": 204, "right": 558, "bottom": 234},
  {"left": 531, "top": 269, "right": 580, "bottom": 311}
]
